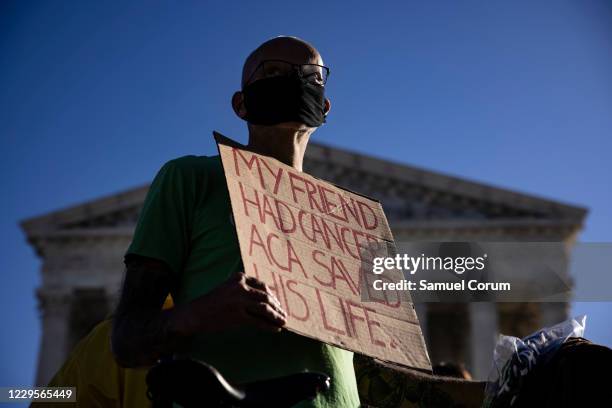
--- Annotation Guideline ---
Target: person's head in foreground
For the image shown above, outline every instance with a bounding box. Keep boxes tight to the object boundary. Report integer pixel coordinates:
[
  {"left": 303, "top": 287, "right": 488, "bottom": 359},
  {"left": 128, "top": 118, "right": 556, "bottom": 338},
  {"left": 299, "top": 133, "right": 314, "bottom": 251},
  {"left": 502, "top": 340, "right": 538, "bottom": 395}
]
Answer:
[{"left": 231, "top": 36, "right": 331, "bottom": 170}]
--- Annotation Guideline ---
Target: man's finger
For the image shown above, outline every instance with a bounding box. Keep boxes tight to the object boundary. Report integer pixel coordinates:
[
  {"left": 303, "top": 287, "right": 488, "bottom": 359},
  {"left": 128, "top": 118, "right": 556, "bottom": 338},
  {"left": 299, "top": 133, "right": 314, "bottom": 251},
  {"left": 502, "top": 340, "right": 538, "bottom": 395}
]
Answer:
[
  {"left": 228, "top": 271, "right": 245, "bottom": 283},
  {"left": 243, "top": 276, "right": 284, "bottom": 310},
  {"left": 246, "top": 288, "right": 286, "bottom": 316},
  {"left": 245, "top": 275, "right": 267, "bottom": 291},
  {"left": 247, "top": 302, "right": 287, "bottom": 327}
]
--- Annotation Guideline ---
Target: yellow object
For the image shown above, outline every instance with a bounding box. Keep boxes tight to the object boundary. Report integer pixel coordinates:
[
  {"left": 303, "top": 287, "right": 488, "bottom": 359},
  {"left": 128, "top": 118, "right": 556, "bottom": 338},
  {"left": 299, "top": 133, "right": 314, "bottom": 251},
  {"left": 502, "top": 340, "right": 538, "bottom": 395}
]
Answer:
[
  {"left": 162, "top": 293, "right": 174, "bottom": 310},
  {"left": 31, "top": 294, "right": 175, "bottom": 408}
]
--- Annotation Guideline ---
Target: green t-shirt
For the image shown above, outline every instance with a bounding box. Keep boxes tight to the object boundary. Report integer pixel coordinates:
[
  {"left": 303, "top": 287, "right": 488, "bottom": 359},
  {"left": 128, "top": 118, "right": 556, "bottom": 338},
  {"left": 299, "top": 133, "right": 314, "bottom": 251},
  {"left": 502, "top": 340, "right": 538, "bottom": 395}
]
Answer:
[{"left": 125, "top": 154, "right": 360, "bottom": 408}]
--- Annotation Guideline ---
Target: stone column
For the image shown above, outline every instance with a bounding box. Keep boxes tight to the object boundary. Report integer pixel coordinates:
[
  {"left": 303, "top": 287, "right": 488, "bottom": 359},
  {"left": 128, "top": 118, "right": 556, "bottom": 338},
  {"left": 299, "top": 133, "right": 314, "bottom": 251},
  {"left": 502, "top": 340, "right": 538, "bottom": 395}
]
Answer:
[
  {"left": 35, "top": 289, "right": 72, "bottom": 386},
  {"left": 469, "top": 302, "right": 498, "bottom": 380}
]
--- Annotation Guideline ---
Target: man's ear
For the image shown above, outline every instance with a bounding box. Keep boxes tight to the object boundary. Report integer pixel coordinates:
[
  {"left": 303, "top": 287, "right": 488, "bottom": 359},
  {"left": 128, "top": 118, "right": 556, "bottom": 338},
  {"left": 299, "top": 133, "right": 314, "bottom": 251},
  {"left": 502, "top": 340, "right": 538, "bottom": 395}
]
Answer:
[
  {"left": 232, "top": 91, "right": 248, "bottom": 120},
  {"left": 323, "top": 98, "right": 331, "bottom": 117}
]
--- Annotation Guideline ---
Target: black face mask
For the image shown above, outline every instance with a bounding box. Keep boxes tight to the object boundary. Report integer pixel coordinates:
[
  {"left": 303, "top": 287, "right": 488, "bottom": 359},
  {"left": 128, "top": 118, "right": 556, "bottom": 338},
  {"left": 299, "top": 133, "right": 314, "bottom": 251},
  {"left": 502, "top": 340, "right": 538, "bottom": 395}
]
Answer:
[{"left": 242, "top": 75, "right": 326, "bottom": 127}]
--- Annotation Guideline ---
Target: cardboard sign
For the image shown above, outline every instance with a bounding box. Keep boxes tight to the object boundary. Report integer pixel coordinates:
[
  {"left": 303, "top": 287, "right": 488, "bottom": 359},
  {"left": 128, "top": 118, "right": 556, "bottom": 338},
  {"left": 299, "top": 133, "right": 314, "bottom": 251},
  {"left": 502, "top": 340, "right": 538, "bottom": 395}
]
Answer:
[{"left": 215, "top": 132, "right": 431, "bottom": 372}]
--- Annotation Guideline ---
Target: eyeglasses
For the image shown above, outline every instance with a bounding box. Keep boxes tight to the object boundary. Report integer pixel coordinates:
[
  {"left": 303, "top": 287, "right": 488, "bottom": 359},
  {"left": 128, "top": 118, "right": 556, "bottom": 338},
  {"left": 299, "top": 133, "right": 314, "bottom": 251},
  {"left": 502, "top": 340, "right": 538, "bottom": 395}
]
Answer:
[{"left": 245, "top": 59, "right": 330, "bottom": 87}]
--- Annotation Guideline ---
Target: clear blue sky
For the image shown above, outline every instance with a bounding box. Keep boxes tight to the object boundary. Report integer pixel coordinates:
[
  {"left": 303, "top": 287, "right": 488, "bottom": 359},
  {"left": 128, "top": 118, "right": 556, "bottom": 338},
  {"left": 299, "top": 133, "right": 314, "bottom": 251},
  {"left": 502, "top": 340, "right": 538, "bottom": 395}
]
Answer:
[{"left": 2, "top": 0, "right": 611, "bottom": 388}]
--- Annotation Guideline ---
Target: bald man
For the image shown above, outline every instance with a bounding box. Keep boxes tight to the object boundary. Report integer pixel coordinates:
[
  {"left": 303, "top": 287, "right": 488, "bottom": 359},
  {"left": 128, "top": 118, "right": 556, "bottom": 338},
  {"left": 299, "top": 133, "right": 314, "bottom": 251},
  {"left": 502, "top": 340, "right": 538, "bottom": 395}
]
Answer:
[
  {"left": 111, "top": 36, "right": 360, "bottom": 407},
  {"left": 111, "top": 36, "right": 486, "bottom": 408}
]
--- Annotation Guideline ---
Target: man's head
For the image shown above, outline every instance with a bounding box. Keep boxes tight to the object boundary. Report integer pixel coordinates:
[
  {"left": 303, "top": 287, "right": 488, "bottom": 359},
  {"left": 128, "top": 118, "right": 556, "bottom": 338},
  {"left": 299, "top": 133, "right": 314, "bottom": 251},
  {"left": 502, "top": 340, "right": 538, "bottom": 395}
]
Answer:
[{"left": 232, "top": 36, "right": 331, "bottom": 132}]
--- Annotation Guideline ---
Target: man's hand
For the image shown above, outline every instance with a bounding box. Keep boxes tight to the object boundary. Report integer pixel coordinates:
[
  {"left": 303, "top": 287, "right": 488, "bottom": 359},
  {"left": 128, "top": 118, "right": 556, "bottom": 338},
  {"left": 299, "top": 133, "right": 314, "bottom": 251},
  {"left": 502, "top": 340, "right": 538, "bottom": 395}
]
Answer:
[{"left": 172, "top": 272, "right": 287, "bottom": 336}]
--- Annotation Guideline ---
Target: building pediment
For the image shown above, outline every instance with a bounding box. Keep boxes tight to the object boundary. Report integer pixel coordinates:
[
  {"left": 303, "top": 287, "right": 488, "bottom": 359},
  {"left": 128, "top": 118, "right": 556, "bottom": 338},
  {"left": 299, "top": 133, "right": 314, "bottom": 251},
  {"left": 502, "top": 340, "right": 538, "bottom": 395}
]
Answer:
[{"left": 20, "top": 185, "right": 148, "bottom": 241}]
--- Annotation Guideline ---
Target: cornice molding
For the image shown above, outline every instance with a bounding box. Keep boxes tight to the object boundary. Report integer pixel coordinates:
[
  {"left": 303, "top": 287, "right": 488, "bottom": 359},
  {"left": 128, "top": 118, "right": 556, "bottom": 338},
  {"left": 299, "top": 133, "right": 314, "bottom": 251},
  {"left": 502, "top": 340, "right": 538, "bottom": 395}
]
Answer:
[{"left": 305, "top": 143, "right": 587, "bottom": 220}]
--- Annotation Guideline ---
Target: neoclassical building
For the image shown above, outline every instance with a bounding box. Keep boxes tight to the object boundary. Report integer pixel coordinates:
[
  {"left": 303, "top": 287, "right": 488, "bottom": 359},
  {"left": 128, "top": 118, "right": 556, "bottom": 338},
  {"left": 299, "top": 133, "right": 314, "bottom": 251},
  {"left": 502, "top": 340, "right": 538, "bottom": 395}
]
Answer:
[{"left": 21, "top": 142, "right": 586, "bottom": 385}]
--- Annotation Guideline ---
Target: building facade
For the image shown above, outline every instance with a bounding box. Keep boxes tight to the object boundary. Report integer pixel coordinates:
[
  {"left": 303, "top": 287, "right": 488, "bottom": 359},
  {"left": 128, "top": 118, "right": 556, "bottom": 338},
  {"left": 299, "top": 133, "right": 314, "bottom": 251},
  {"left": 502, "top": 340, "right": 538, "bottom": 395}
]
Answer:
[{"left": 21, "top": 142, "right": 586, "bottom": 385}]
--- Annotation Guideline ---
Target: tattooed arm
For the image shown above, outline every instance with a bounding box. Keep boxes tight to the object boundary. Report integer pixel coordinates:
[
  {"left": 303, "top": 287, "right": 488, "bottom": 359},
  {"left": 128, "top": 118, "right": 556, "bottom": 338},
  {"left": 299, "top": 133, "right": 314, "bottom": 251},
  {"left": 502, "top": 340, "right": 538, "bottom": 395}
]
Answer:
[
  {"left": 110, "top": 254, "right": 188, "bottom": 368},
  {"left": 354, "top": 354, "right": 485, "bottom": 408}
]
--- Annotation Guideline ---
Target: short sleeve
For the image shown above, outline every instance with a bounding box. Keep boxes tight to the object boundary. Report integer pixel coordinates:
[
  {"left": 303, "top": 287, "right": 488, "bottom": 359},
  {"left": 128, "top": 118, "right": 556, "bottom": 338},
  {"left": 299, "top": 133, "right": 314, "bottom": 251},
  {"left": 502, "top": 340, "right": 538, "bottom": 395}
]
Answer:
[{"left": 125, "top": 159, "right": 197, "bottom": 276}]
